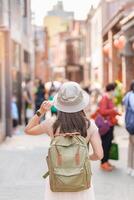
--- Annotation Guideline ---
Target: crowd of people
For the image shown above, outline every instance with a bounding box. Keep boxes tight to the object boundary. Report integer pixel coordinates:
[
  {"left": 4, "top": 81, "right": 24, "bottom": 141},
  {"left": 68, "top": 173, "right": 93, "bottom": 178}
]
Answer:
[
  {"left": 86, "top": 80, "right": 134, "bottom": 176},
  {"left": 11, "top": 78, "right": 134, "bottom": 178},
  {"left": 11, "top": 78, "right": 59, "bottom": 134}
]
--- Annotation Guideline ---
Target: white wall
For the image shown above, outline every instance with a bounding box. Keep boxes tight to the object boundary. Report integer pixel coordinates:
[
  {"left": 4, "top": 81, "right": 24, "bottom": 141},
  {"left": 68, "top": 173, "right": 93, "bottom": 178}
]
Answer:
[{"left": 90, "top": 6, "right": 103, "bottom": 86}]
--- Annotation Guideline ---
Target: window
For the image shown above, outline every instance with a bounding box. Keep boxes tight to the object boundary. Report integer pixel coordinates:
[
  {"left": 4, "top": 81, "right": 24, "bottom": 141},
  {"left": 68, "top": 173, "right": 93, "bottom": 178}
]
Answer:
[
  {"left": 22, "top": 0, "right": 27, "bottom": 17},
  {"left": 24, "top": 50, "right": 30, "bottom": 63}
]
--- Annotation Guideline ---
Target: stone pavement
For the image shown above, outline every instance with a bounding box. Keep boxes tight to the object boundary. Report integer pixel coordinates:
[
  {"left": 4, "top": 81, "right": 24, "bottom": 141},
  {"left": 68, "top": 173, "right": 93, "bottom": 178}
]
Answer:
[{"left": 0, "top": 126, "right": 134, "bottom": 200}]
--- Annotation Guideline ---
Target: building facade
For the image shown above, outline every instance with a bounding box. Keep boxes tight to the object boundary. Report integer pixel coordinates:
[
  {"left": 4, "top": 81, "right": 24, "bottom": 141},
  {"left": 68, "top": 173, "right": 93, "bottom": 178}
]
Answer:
[
  {"left": 44, "top": 1, "right": 74, "bottom": 80},
  {"left": 0, "top": 0, "right": 34, "bottom": 142},
  {"left": 102, "top": 0, "right": 134, "bottom": 90},
  {"left": 85, "top": 0, "right": 134, "bottom": 89},
  {"left": 90, "top": 5, "right": 103, "bottom": 87},
  {"left": 0, "top": 0, "right": 12, "bottom": 142},
  {"left": 65, "top": 20, "right": 87, "bottom": 84}
]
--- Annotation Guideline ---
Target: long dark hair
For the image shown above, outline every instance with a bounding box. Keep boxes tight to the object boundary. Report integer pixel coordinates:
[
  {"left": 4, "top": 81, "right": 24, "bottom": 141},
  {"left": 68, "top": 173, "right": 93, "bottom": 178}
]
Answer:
[
  {"left": 130, "top": 80, "right": 134, "bottom": 92},
  {"left": 53, "top": 111, "right": 90, "bottom": 138}
]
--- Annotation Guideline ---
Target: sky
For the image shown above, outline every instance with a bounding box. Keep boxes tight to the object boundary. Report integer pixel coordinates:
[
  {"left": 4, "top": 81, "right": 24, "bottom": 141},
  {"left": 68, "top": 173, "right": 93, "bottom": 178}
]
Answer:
[{"left": 31, "top": 0, "right": 101, "bottom": 25}]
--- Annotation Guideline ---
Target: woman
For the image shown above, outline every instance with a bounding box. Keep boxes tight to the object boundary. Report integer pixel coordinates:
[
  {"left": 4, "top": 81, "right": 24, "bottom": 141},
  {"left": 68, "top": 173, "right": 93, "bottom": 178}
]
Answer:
[
  {"left": 25, "top": 81, "right": 103, "bottom": 200},
  {"left": 123, "top": 81, "right": 134, "bottom": 177},
  {"left": 98, "top": 83, "right": 119, "bottom": 171},
  {"left": 11, "top": 94, "right": 19, "bottom": 134},
  {"left": 35, "top": 80, "right": 46, "bottom": 112},
  {"left": 23, "top": 78, "right": 33, "bottom": 125}
]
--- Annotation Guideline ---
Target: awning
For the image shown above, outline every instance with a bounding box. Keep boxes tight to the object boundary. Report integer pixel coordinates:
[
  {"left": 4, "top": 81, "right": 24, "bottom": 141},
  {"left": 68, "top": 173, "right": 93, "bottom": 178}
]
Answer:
[{"left": 102, "top": 10, "right": 124, "bottom": 37}]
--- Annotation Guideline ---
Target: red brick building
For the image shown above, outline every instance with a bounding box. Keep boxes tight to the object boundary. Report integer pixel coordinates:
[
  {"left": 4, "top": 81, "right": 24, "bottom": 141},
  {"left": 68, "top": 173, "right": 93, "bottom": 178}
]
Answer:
[{"left": 65, "top": 20, "right": 87, "bottom": 84}]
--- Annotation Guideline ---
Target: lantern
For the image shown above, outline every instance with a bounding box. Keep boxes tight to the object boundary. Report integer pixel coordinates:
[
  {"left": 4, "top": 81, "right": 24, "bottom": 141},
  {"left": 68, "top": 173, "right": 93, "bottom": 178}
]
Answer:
[
  {"left": 118, "top": 35, "right": 126, "bottom": 50},
  {"left": 114, "top": 36, "right": 126, "bottom": 50},
  {"left": 114, "top": 39, "right": 119, "bottom": 48}
]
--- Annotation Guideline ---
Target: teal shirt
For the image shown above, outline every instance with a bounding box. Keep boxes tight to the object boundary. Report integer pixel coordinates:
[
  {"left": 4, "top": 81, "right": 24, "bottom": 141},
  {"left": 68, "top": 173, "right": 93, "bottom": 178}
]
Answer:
[{"left": 49, "top": 96, "right": 57, "bottom": 113}]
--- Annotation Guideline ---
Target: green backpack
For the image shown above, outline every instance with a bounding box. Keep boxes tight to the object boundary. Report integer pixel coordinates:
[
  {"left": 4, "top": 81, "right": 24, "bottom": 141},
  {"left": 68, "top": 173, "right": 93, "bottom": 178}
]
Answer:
[{"left": 43, "top": 132, "right": 92, "bottom": 192}]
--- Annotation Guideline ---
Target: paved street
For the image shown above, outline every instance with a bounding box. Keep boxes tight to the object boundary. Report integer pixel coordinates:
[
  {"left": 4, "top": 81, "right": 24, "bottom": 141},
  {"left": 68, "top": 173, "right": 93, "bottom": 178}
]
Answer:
[{"left": 0, "top": 126, "right": 134, "bottom": 200}]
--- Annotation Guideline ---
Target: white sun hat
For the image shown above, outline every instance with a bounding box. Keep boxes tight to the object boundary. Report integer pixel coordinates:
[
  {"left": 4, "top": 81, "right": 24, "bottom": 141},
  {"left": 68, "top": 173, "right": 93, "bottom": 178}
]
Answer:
[{"left": 53, "top": 81, "right": 90, "bottom": 113}]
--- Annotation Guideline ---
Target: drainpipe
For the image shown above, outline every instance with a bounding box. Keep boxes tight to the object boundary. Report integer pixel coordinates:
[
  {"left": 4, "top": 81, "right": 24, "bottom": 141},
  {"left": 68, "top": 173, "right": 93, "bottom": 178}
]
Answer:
[{"left": 4, "top": 0, "right": 12, "bottom": 137}]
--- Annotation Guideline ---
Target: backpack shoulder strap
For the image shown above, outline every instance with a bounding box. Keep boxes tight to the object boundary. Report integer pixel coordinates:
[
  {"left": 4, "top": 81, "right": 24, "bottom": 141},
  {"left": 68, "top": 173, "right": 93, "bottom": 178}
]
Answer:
[
  {"left": 86, "top": 119, "right": 91, "bottom": 146},
  {"left": 87, "top": 119, "right": 90, "bottom": 129}
]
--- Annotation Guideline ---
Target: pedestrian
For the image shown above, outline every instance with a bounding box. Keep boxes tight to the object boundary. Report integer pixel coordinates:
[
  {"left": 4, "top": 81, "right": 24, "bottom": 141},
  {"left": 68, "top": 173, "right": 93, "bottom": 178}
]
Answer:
[
  {"left": 35, "top": 79, "right": 46, "bottom": 112},
  {"left": 48, "top": 82, "right": 57, "bottom": 116},
  {"left": 97, "top": 83, "right": 119, "bottom": 171},
  {"left": 25, "top": 81, "right": 103, "bottom": 200},
  {"left": 11, "top": 94, "right": 19, "bottom": 134},
  {"left": 90, "top": 88, "right": 102, "bottom": 118},
  {"left": 114, "top": 80, "right": 123, "bottom": 107},
  {"left": 123, "top": 80, "right": 134, "bottom": 177},
  {"left": 23, "top": 78, "right": 33, "bottom": 125}
]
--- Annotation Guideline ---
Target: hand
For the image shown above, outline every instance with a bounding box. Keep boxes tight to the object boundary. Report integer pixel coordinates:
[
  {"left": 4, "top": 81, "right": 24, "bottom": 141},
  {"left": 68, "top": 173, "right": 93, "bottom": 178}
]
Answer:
[
  {"left": 39, "top": 101, "right": 52, "bottom": 115},
  {"left": 117, "top": 111, "right": 122, "bottom": 116}
]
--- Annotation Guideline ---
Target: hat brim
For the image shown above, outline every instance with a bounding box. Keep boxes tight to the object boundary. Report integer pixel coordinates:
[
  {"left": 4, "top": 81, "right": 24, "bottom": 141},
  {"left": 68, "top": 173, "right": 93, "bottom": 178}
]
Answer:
[{"left": 53, "top": 90, "right": 90, "bottom": 113}]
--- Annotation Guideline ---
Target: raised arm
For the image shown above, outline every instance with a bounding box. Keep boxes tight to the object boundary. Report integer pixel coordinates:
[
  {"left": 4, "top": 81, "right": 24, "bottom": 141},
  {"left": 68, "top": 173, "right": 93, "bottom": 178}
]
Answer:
[
  {"left": 88, "top": 122, "right": 103, "bottom": 161},
  {"left": 89, "top": 132, "right": 103, "bottom": 160},
  {"left": 24, "top": 101, "right": 52, "bottom": 135}
]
